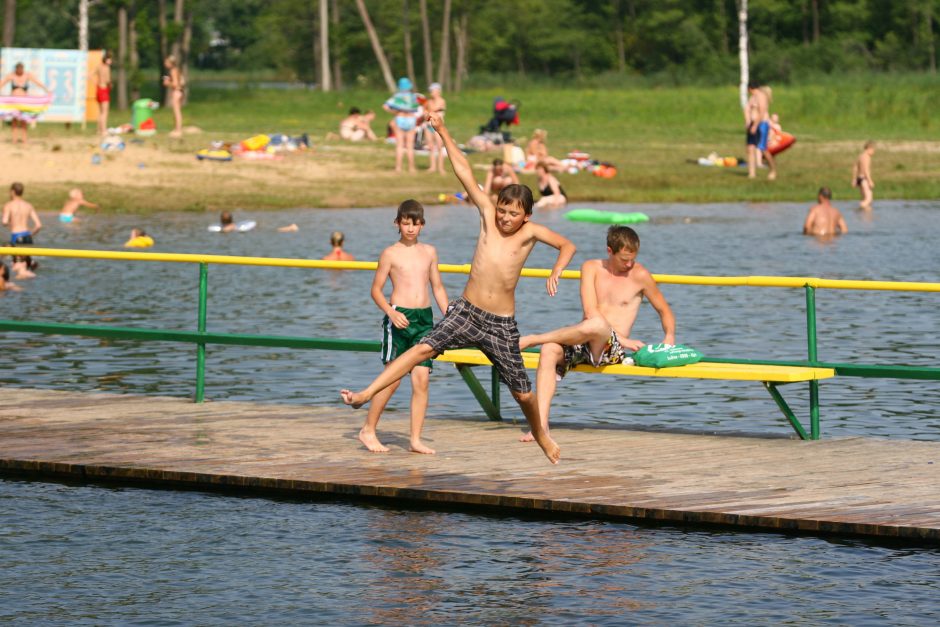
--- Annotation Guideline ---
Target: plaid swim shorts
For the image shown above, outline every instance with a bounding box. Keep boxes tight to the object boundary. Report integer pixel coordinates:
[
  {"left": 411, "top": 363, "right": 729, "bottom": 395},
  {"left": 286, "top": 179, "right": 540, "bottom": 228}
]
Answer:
[
  {"left": 421, "top": 296, "right": 531, "bottom": 393},
  {"left": 556, "top": 328, "right": 633, "bottom": 379}
]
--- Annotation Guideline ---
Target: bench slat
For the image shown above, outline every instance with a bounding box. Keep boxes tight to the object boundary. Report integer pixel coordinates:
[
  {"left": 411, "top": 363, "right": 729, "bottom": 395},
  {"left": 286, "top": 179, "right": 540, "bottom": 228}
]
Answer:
[{"left": 435, "top": 349, "right": 835, "bottom": 383}]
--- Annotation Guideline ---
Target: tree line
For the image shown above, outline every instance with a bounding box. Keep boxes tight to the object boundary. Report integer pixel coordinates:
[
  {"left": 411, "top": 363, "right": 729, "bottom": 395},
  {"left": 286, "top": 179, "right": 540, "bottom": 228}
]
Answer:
[{"left": 1, "top": 0, "right": 937, "bottom": 107}]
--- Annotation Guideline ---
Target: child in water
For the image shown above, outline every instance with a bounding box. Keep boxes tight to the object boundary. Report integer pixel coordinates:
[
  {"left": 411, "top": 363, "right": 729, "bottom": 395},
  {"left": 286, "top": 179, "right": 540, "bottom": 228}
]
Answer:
[{"left": 59, "top": 188, "right": 99, "bottom": 223}]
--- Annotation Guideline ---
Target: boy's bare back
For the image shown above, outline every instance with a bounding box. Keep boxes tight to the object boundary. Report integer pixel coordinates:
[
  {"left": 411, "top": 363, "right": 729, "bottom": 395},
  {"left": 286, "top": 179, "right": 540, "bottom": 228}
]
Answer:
[
  {"left": 804, "top": 203, "right": 847, "bottom": 237},
  {"left": 3, "top": 198, "right": 39, "bottom": 234}
]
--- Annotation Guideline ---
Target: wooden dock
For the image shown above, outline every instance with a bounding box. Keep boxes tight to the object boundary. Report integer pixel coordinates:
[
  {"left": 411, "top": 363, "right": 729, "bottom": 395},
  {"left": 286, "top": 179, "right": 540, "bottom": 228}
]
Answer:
[{"left": 1, "top": 388, "right": 938, "bottom": 541}]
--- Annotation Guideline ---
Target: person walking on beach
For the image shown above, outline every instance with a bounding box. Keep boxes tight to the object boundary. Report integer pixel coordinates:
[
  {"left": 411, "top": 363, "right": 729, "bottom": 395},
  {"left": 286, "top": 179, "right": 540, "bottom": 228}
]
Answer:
[
  {"left": 341, "top": 112, "right": 576, "bottom": 465},
  {"left": 852, "top": 141, "right": 876, "bottom": 210},
  {"left": 95, "top": 52, "right": 113, "bottom": 136},
  {"left": 745, "top": 82, "right": 776, "bottom": 180},
  {"left": 162, "top": 55, "right": 184, "bottom": 138},
  {"left": 322, "top": 231, "right": 355, "bottom": 261},
  {"left": 359, "top": 200, "right": 449, "bottom": 454},
  {"left": 518, "top": 226, "right": 675, "bottom": 442},
  {"left": 423, "top": 83, "right": 447, "bottom": 175},
  {"left": 803, "top": 187, "right": 847, "bottom": 238},
  {"left": 383, "top": 77, "right": 421, "bottom": 173},
  {"left": 2, "top": 182, "right": 42, "bottom": 279}
]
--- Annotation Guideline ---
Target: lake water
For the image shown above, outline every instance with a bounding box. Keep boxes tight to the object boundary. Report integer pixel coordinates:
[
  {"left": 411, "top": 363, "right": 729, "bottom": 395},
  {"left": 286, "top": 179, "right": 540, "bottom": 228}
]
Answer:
[
  {"left": 1, "top": 478, "right": 939, "bottom": 625},
  {"left": 1, "top": 201, "right": 938, "bottom": 440},
  {"left": 2, "top": 201, "right": 939, "bottom": 623}
]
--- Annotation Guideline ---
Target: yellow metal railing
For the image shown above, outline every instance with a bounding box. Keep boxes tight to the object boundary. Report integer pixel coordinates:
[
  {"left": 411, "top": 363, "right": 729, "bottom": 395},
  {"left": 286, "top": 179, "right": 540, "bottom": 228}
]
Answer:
[{"left": 4, "top": 247, "right": 940, "bottom": 292}]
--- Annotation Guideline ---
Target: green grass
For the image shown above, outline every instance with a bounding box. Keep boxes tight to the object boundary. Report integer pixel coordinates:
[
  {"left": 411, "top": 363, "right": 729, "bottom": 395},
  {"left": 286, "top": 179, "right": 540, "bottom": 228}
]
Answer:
[{"left": 25, "top": 75, "right": 940, "bottom": 209}]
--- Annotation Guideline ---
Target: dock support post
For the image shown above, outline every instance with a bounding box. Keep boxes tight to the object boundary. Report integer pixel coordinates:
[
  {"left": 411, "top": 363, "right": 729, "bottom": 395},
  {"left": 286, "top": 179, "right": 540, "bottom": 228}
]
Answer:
[
  {"left": 195, "top": 263, "right": 208, "bottom": 403},
  {"left": 805, "top": 285, "right": 820, "bottom": 439},
  {"left": 764, "top": 382, "right": 810, "bottom": 440},
  {"left": 456, "top": 364, "right": 502, "bottom": 421},
  {"left": 491, "top": 366, "right": 500, "bottom": 414}
]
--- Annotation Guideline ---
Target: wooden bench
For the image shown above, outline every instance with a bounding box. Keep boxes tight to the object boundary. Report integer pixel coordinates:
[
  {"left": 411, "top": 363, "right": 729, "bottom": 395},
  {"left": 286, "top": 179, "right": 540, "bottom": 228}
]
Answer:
[{"left": 435, "top": 349, "right": 835, "bottom": 440}]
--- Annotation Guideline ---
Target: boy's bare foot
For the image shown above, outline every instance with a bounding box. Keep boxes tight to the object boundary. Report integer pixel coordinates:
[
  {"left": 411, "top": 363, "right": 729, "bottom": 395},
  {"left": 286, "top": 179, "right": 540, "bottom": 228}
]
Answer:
[
  {"left": 340, "top": 389, "right": 367, "bottom": 409},
  {"left": 535, "top": 432, "right": 561, "bottom": 464},
  {"left": 767, "top": 171, "right": 777, "bottom": 181},
  {"left": 409, "top": 439, "right": 436, "bottom": 455},
  {"left": 519, "top": 430, "right": 535, "bottom": 442},
  {"left": 358, "top": 428, "right": 389, "bottom": 453}
]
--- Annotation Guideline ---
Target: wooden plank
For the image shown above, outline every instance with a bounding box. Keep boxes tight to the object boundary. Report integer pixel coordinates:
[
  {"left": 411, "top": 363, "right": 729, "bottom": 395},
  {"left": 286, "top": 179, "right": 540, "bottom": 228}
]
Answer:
[
  {"left": 0, "top": 388, "right": 937, "bottom": 541},
  {"left": 436, "top": 349, "right": 835, "bottom": 382}
]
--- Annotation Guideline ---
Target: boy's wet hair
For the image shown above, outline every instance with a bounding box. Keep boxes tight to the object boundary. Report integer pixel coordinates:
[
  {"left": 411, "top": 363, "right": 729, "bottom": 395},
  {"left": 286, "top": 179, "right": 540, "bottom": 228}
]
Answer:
[
  {"left": 396, "top": 199, "right": 425, "bottom": 224},
  {"left": 492, "top": 158, "right": 504, "bottom": 166},
  {"left": 818, "top": 187, "right": 832, "bottom": 200},
  {"left": 220, "top": 210, "right": 233, "bottom": 225},
  {"left": 496, "top": 184, "right": 534, "bottom": 216},
  {"left": 864, "top": 140, "right": 875, "bottom": 150},
  {"left": 10, "top": 182, "right": 24, "bottom": 196},
  {"left": 330, "top": 231, "right": 345, "bottom": 246},
  {"left": 349, "top": 106, "right": 361, "bottom": 115},
  {"left": 607, "top": 226, "right": 640, "bottom": 253}
]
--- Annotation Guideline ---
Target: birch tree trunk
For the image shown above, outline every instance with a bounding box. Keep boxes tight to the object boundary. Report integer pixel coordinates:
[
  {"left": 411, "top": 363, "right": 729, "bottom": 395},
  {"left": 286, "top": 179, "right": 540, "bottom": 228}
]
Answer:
[
  {"left": 403, "top": 0, "right": 416, "bottom": 88},
  {"left": 320, "top": 0, "right": 332, "bottom": 90},
  {"left": 354, "top": 0, "right": 395, "bottom": 91},
  {"left": 614, "top": 0, "right": 626, "bottom": 72},
  {"left": 181, "top": 7, "right": 192, "bottom": 103},
  {"left": 117, "top": 4, "right": 128, "bottom": 110},
  {"left": 436, "top": 0, "right": 452, "bottom": 88},
  {"left": 171, "top": 0, "right": 183, "bottom": 60},
  {"left": 738, "top": 0, "right": 748, "bottom": 110},
  {"left": 453, "top": 12, "right": 468, "bottom": 91},
  {"left": 79, "top": 0, "right": 89, "bottom": 51},
  {"left": 419, "top": 0, "right": 433, "bottom": 86},
  {"left": 2, "top": 0, "right": 15, "bottom": 48},
  {"left": 330, "top": 0, "right": 343, "bottom": 89},
  {"left": 129, "top": 0, "right": 139, "bottom": 101}
]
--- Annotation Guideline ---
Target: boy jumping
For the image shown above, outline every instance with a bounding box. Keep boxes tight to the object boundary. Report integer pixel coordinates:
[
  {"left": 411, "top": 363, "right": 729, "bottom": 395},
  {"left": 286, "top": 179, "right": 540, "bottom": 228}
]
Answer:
[
  {"left": 341, "top": 112, "right": 576, "bottom": 464},
  {"left": 360, "top": 200, "right": 449, "bottom": 454},
  {"left": 518, "top": 226, "right": 675, "bottom": 442}
]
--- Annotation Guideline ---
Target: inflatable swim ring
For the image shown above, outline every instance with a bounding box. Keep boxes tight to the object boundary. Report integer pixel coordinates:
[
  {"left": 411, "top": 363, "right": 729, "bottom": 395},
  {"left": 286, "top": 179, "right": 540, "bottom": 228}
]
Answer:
[
  {"left": 768, "top": 131, "right": 796, "bottom": 156},
  {"left": 124, "top": 235, "right": 155, "bottom": 248},
  {"left": 208, "top": 220, "right": 257, "bottom": 233},
  {"left": 0, "top": 94, "right": 53, "bottom": 122},
  {"left": 196, "top": 149, "right": 233, "bottom": 162},
  {"left": 565, "top": 209, "right": 650, "bottom": 225}
]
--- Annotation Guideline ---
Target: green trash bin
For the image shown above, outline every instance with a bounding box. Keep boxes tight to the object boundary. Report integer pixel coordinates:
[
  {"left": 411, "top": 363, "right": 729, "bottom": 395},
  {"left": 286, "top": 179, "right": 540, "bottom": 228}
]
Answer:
[{"left": 132, "top": 98, "right": 159, "bottom": 136}]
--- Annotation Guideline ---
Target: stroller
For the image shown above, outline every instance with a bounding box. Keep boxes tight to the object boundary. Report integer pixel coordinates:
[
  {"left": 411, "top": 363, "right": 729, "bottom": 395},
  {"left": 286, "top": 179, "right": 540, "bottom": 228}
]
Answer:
[{"left": 480, "top": 97, "right": 520, "bottom": 142}]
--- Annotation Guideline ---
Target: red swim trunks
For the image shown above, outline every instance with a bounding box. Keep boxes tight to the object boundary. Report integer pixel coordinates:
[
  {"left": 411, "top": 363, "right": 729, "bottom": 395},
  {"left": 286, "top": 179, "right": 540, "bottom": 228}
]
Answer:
[{"left": 96, "top": 86, "right": 110, "bottom": 103}]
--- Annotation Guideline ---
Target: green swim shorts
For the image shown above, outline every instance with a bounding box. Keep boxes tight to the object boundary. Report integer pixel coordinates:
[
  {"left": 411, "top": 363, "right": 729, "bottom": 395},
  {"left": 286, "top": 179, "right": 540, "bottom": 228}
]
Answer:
[{"left": 381, "top": 306, "right": 434, "bottom": 369}]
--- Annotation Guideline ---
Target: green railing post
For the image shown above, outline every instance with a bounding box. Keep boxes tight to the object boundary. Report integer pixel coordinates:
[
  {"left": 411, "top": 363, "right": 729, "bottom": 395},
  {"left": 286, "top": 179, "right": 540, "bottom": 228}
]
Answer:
[
  {"left": 195, "top": 263, "right": 208, "bottom": 403},
  {"left": 805, "top": 285, "right": 820, "bottom": 439}
]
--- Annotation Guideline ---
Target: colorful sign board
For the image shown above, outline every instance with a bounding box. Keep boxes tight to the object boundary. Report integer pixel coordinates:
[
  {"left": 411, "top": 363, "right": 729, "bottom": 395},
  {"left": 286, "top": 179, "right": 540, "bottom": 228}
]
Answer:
[{"left": 1, "top": 47, "right": 101, "bottom": 123}]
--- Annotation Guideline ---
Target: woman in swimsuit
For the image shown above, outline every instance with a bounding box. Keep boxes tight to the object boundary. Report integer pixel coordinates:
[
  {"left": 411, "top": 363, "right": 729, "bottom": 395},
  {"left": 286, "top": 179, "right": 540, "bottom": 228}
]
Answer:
[
  {"left": 483, "top": 158, "right": 519, "bottom": 204},
  {"left": 533, "top": 161, "right": 567, "bottom": 210},
  {"left": 0, "top": 62, "right": 48, "bottom": 145},
  {"left": 423, "top": 83, "right": 446, "bottom": 175},
  {"left": 383, "top": 77, "right": 421, "bottom": 173},
  {"left": 525, "top": 129, "right": 564, "bottom": 172},
  {"left": 162, "top": 56, "right": 184, "bottom": 138}
]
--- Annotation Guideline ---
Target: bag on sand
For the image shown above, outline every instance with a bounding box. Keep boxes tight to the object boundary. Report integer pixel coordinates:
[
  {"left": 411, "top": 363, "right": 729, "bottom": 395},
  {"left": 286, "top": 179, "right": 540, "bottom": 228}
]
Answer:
[{"left": 633, "top": 344, "right": 703, "bottom": 368}]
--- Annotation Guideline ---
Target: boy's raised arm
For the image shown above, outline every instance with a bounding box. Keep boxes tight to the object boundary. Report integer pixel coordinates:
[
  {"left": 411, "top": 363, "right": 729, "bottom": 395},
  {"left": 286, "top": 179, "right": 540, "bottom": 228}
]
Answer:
[
  {"left": 530, "top": 223, "right": 576, "bottom": 296},
  {"left": 427, "top": 113, "right": 491, "bottom": 213}
]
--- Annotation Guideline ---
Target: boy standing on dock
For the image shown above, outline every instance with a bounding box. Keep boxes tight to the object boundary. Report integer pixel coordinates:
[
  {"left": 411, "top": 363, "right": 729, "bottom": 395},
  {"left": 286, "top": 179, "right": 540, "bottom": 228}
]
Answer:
[
  {"left": 359, "top": 200, "right": 449, "bottom": 455},
  {"left": 341, "top": 112, "right": 576, "bottom": 464},
  {"left": 518, "top": 226, "right": 675, "bottom": 442}
]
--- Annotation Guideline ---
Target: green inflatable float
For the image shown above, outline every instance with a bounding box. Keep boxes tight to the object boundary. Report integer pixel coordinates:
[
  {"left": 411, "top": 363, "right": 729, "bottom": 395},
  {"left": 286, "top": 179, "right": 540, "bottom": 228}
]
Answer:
[{"left": 565, "top": 208, "right": 650, "bottom": 225}]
